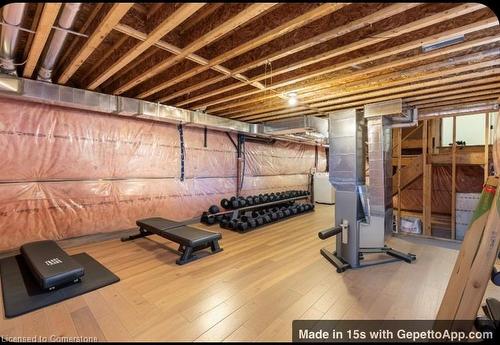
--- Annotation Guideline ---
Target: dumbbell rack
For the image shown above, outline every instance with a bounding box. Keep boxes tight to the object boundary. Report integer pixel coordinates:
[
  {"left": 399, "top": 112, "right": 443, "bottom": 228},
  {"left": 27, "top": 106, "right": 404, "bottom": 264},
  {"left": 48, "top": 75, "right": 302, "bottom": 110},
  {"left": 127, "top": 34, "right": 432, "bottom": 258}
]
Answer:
[{"left": 213, "top": 195, "right": 310, "bottom": 221}]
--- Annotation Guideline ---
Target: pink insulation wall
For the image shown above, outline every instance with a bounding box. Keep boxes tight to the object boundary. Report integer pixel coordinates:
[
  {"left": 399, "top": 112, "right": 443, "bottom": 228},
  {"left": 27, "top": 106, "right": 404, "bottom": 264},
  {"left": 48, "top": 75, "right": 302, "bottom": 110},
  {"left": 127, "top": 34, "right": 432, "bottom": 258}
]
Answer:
[{"left": 0, "top": 97, "right": 326, "bottom": 251}]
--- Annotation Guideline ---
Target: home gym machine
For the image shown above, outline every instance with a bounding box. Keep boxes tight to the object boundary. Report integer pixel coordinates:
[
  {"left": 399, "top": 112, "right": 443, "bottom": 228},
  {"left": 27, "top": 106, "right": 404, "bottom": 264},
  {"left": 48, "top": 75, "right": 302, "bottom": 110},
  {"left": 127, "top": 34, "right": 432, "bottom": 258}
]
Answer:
[{"left": 319, "top": 102, "right": 416, "bottom": 272}]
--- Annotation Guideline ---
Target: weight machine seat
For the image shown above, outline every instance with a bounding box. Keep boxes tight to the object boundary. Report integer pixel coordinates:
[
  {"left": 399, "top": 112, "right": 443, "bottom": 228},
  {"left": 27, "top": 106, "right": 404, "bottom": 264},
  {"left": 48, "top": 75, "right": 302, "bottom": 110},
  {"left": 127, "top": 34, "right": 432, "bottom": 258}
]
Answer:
[{"left": 20, "top": 240, "right": 85, "bottom": 290}]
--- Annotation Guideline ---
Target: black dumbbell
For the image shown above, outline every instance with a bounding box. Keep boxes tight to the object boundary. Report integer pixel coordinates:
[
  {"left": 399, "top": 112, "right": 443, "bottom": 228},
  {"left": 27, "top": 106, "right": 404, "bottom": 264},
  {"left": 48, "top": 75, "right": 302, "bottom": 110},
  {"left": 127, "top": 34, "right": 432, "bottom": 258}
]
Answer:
[
  {"left": 284, "top": 209, "right": 291, "bottom": 217},
  {"left": 263, "top": 215, "right": 271, "bottom": 224},
  {"left": 253, "top": 195, "right": 260, "bottom": 205},
  {"left": 201, "top": 211, "right": 209, "bottom": 224},
  {"left": 261, "top": 194, "right": 269, "bottom": 203},
  {"left": 238, "top": 197, "right": 247, "bottom": 208},
  {"left": 220, "top": 219, "right": 229, "bottom": 228},
  {"left": 215, "top": 214, "right": 224, "bottom": 222},
  {"left": 228, "top": 219, "right": 238, "bottom": 229},
  {"left": 277, "top": 211, "right": 284, "bottom": 219},
  {"left": 290, "top": 207, "right": 298, "bottom": 215},
  {"left": 255, "top": 217, "right": 265, "bottom": 226},
  {"left": 298, "top": 205, "right": 305, "bottom": 213},
  {"left": 241, "top": 215, "right": 249, "bottom": 222},
  {"left": 237, "top": 221, "right": 249, "bottom": 232},
  {"left": 248, "top": 218, "right": 257, "bottom": 228},
  {"left": 270, "top": 212, "right": 279, "bottom": 221},
  {"left": 209, "top": 205, "right": 220, "bottom": 214},
  {"left": 230, "top": 196, "right": 239, "bottom": 209},
  {"left": 246, "top": 196, "right": 254, "bottom": 206},
  {"left": 220, "top": 198, "right": 230, "bottom": 209}
]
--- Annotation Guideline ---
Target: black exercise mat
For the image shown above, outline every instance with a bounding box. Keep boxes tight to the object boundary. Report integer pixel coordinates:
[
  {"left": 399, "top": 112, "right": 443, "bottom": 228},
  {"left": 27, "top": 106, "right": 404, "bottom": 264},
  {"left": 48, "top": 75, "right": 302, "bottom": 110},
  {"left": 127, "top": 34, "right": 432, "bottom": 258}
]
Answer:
[{"left": 0, "top": 253, "right": 119, "bottom": 318}]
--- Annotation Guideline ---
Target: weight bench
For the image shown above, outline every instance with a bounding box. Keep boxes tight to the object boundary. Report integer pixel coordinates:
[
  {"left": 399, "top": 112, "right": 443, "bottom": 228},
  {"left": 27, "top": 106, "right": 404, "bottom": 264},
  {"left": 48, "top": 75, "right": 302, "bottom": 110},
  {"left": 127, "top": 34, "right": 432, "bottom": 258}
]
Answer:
[
  {"left": 20, "top": 240, "right": 85, "bottom": 290},
  {"left": 122, "top": 217, "right": 223, "bottom": 265}
]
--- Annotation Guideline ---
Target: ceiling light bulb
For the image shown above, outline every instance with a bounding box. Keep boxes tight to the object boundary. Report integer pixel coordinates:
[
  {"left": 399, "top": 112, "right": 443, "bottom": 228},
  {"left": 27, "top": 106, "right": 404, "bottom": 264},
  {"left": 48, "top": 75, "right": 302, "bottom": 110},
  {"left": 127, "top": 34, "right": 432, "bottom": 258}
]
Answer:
[{"left": 287, "top": 92, "right": 298, "bottom": 106}]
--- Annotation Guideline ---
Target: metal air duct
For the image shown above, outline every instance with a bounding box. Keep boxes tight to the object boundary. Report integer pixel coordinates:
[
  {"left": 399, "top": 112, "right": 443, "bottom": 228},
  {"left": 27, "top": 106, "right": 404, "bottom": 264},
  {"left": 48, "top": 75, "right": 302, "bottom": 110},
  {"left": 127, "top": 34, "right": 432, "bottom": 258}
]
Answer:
[
  {"left": 0, "top": 3, "right": 26, "bottom": 75},
  {"left": 38, "top": 3, "right": 80, "bottom": 82}
]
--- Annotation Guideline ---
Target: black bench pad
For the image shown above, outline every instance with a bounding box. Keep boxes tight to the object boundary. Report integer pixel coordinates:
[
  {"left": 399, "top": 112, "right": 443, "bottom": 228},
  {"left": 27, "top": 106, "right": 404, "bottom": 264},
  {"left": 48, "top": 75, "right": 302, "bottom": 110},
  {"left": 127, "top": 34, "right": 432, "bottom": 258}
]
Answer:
[
  {"left": 20, "top": 240, "right": 84, "bottom": 290},
  {"left": 125, "top": 217, "right": 223, "bottom": 265},
  {"left": 136, "top": 217, "right": 181, "bottom": 232}
]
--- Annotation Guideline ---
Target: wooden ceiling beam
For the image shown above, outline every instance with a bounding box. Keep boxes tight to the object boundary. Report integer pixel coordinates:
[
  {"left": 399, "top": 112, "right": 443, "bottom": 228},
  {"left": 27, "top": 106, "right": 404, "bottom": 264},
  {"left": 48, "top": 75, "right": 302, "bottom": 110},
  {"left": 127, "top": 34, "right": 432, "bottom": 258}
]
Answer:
[
  {"left": 405, "top": 82, "right": 500, "bottom": 102},
  {"left": 134, "top": 3, "right": 349, "bottom": 99},
  {"left": 54, "top": 3, "right": 104, "bottom": 78},
  {"left": 87, "top": 3, "right": 205, "bottom": 90},
  {"left": 21, "top": 3, "right": 44, "bottom": 65},
  {"left": 114, "top": 3, "right": 278, "bottom": 95},
  {"left": 211, "top": 35, "right": 500, "bottom": 115},
  {"left": 411, "top": 93, "right": 500, "bottom": 108},
  {"left": 237, "top": 67, "right": 500, "bottom": 121},
  {"left": 112, "top": 23, "right": 261, "bottom": 92},
  {"left": 177, "top": 3, "right": 490, "bottom": 108},
  {"left": 23, "top": 3, "right": 61, "bottom": 78},
  {"left": 164, "top": 2, "right": 421, "bottom": 104},
  {"left": 57, "top": 3, "right": 134, "bottom": 84},
  {"left": 239, "top": 80, "right": 500, "bottom": 121}
]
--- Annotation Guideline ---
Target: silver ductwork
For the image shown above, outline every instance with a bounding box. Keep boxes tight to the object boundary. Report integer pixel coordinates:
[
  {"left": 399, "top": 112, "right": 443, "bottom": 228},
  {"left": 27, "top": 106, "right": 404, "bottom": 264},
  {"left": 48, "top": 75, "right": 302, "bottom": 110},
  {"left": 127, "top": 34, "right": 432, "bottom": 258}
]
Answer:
[
  {"left": 0, "top": 74, "right": 331, "bottom": 144},
  {"left": 0, "top": 3, "right": 26, "bottom": 75},
  {"left": 360, "top": 116, "right": 393, "bottom": 247},
  {"left": 262, "top": 115, "right": 329, "bottom": 144},
  {"left": 38, "top": 3, "right": 80, "bottom": 82}
]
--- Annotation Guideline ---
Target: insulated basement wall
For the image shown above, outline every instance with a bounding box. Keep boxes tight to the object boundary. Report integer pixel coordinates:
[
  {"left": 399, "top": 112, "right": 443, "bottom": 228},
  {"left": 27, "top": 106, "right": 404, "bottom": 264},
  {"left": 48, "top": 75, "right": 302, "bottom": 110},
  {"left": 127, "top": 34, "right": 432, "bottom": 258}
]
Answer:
[{"left": 0, "top": 97, "right": 326, "bottom": 251}]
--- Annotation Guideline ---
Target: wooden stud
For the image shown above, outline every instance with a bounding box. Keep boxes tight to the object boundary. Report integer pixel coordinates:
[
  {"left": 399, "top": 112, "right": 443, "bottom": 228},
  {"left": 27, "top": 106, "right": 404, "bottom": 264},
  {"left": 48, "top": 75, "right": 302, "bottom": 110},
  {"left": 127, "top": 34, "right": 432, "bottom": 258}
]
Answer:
[
  {"left": 451, "top": 116, "right": 457, "bottom": 240},
  {"left": 422, "top": 120, "right": 432, "bottom": 236},
  {"left": 23, "top": 4, "right": 62, "bottom": 78},
  {"left": 485, "top": 112, "right": 490, "bottom": 181},
  {"left": 396, "top": 127, "right": 402, "bottom": 233},
  {"left": 57, "top": 3, "right": 134, "bottom": 84},
  {"left": 21, "top": 3, "right": 43, "bottom": 66},
  {"left": 87, "top": 3, "right": 206, "bottom": 90}
]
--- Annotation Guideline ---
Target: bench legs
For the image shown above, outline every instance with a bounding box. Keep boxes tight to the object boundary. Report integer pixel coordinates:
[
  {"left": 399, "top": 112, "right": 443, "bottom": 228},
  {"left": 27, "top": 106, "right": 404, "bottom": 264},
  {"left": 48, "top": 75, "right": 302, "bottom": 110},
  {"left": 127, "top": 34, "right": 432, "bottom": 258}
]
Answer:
[
  {"left": 176, "top": 239, "right": 223, "bottom": 265},
  {"left": 121, "top": 228, "right": 151, "bottom": 242}
]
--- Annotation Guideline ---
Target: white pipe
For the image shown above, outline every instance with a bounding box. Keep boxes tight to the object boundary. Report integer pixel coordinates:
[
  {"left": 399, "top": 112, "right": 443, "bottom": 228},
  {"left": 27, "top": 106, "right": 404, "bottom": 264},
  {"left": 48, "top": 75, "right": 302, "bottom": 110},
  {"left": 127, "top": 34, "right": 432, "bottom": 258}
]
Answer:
[
  {"left": 38, "top": 3, "right": 80, "bottom": 82},
  {"left": 0, "top": 3, "right": 26, "bottom": 75}
]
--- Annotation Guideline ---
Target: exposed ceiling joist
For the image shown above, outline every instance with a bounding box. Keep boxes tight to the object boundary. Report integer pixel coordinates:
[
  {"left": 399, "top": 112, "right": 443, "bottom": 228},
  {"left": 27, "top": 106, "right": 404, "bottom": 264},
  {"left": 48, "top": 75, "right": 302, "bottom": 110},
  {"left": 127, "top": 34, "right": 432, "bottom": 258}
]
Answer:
[
  {"left": 87, "top": 3, "right": 206, "bottom": 90},
  {"left": 218, "top": 35, "right": 500, "bottom": 117},
  {"left": 23, "top": 3, "right": 62, "bottom": 78},
  {"left": 163, "top": 2, "right": 421, "bottom": 104},
  {"left": 114, "top": 3, "right": 278, "bottom": 95},
  {"left": 136, "top": 3, "right": 349, "bottom": 99},
  {"left": 57, "top": 3, "right": 134, "bottom": 84},
  {"left": 197, "top": 12, "right": 497, "bottom": 112}
]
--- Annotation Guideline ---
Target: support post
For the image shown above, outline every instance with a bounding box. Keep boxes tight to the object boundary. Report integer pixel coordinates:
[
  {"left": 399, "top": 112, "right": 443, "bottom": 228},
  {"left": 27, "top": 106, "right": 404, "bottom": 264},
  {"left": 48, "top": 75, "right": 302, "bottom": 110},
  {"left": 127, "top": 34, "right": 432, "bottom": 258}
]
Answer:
[
  {"left": 484, "top": 113, "right": 490, "bottom": 182},
  {"left": 451, "top": 116, "right": 457, "bottom": 240},
  {"left": 422, "top": 120, "right": 432, "bottom": 236},
  {"left": 396, "top": 127, "right": 402, "bottom": 233}
]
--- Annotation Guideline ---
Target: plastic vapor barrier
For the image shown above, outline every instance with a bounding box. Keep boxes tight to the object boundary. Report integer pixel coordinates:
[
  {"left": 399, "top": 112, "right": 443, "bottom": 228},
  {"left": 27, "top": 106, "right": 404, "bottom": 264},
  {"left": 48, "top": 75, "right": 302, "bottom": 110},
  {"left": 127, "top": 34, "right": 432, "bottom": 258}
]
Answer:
[{"left": 0, "top": 97, "right": 325, "bottom": 251}]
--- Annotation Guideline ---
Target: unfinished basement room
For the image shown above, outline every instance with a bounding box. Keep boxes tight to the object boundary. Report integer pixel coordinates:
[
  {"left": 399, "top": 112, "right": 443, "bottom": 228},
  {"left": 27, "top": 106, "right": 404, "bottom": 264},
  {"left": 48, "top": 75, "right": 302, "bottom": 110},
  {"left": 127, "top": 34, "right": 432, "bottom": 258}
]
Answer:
[{"left": 0, "top": 2, "right": 499, "bottom": 343}]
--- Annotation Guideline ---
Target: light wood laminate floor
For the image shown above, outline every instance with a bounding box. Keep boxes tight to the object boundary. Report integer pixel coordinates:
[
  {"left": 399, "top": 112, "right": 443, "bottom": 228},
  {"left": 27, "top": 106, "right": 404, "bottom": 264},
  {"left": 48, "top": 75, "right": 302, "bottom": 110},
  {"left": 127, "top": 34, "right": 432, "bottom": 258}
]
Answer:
[{"left": 1, "top": 204, "right": 498, "bottom": 341}]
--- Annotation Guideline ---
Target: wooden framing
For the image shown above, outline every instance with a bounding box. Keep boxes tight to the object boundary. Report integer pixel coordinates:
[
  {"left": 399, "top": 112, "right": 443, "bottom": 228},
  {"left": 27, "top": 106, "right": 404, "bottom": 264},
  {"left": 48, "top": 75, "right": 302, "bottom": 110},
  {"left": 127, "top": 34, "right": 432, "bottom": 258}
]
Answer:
[
  {"left": 113, "top": 3, "right": 280, "bottom": 95},
  {"left": 451, "top": 116, "right": 457, "bottom": 240},
  {"left": 422, "top": 120, "right": 432, "bottom": 236},
  {"left": 167, "top": 2, "right": 421, "bottom": 105},
  {"left": 87, "top": 3, "right": 206, "bottom": 90},
  {"left": 484, "top": 113, "right": 490, "bottom": 181},
  {"left": 182, "top": 7, "right": 495, "bottom": 111},
  {"left": 131, "top": 3, "right": 347, "bottom": 98},
  {"left": 22, "top": 3, "right": 62, "bottom": 78},
  {"left": 57, "top": 3, "right": 134, "bottom": 84},
  {"left": 396, "top": 127, "right": 402, "bottom": 233}
]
